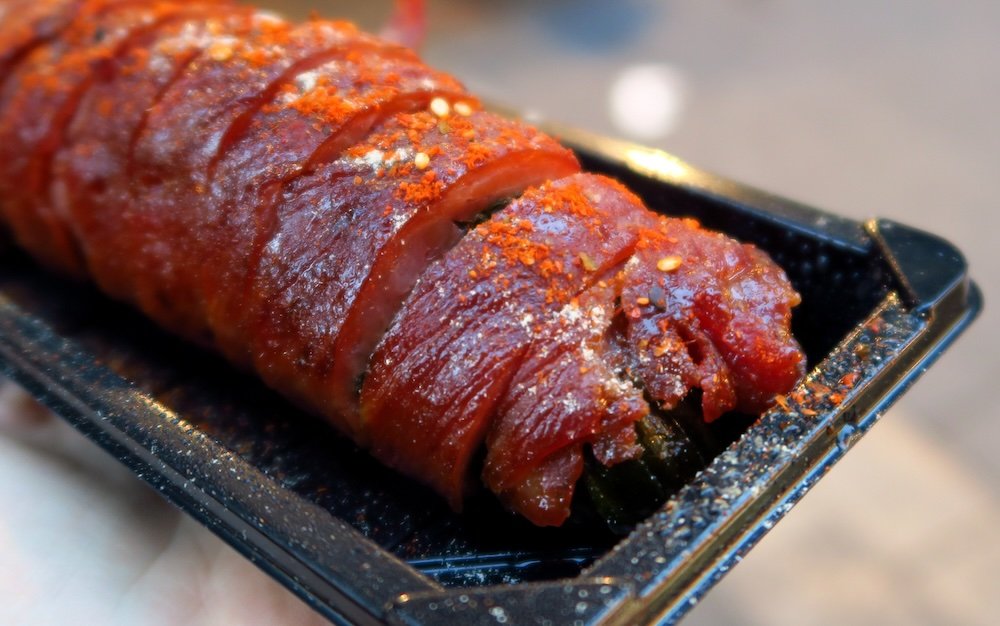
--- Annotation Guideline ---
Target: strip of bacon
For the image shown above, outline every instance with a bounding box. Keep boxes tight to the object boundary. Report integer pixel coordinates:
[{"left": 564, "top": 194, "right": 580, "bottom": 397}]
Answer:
[
  {"left": 361, "top": 174, "right": 644, "bottom": 508},
  {"left": 203, "top": 46, "right": 470, "bottom": 363},
  {"left": 249, "top": 109, "right": 579, "bottom": 437},
  {"left": 0, "top": 0, "right": 208, "bottom": 275},
  {"left": 0, "top": 0, "right": 806, "bottom": 526}
]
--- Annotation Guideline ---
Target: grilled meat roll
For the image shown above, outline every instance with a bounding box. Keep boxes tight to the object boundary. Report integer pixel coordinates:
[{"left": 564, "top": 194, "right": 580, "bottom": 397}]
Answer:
[{"left": 0, "top": 0, "right": 806, "bottom": 526}]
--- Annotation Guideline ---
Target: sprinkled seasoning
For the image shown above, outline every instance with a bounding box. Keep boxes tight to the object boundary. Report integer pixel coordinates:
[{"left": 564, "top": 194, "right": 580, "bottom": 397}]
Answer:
[
  {"left": 396, "top": 169, "right": 444, "bottom": 203},
  {"left": 0, "top": 0, "right": 816, "bottom": 535}
]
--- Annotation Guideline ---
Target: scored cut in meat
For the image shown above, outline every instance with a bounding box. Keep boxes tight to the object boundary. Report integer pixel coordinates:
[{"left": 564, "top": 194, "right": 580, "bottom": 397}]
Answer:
[
  {"left": 203, "top": 38, "right": 471, "bottom": 365},
  {"left": 250, "top": 109, "right": 580, "bottom": 437},
  {"left": 0, "top": 0, "right": 78, "bottom": 86},
  {"left": 116, "top": 10, "right": 370, "bottom": 341},
  {"left": 483, "top": 278, "right": 648, "bottom": 526},
  {"left": 55, "top": 2, "right": 254, "bottom": 314},
  {"left": 0, "top": 0, "right": 806, "bottom": 526},
  {"left": 362, "top": 173, "right": 645, "bottom": 513},
  {"left": 0, "top": 0, "right": 216, "bottom": 276}
]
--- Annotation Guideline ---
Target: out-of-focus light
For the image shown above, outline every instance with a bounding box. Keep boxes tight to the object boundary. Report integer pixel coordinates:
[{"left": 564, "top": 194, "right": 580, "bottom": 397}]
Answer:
[
  {"left": 608, "top": 63, "right": 687, "bottom": 141},
  {"left": 624, "top": 147, "right": 689, "bottom": 181}
]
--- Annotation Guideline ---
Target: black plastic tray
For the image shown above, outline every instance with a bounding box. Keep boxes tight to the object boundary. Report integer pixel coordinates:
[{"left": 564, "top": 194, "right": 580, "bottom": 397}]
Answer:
[{"left": 0, "top": 125, "right": 981, "bottom": 624}]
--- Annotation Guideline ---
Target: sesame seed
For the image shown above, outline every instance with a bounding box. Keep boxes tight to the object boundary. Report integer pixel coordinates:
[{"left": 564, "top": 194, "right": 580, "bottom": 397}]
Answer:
[
  {"left": 657, "top": 255, "right": 682, "bottom": 272},
  {"left": 430, "top": 97, "right": 450, "bottom": 117},
  {"left": 636, "top": 296, "right": 650, "bottom": 305},
  {"left": 208, "top": 42, "right": 233, "bottom": 62},
  {"left": 453, "top": 101, "right": 473, "bottom": 116},
  {"left": 414, "top": 151, "right": 430, "bottom": 169}
]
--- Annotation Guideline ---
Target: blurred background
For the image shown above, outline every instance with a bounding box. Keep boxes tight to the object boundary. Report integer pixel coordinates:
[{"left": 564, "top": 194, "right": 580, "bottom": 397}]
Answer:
[{"left": 276, "top": 0, "right": 997, "bottom": 623}]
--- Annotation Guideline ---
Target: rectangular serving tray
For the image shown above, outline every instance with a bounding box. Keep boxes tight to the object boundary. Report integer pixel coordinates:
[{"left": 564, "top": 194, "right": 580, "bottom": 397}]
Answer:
[{"left": 0, "top": 125, "right": 981, "bottom": 625}]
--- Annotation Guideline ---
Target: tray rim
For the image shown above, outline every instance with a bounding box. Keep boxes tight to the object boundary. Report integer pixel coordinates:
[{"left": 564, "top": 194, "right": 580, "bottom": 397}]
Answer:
[{"left": 0, "top": 129, "right": 982, "bottom": 625}]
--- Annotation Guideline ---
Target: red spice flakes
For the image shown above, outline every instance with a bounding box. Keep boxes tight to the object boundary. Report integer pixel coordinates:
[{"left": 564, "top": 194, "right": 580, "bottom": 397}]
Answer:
[
  {"left": 634, "top": 224, "right": 678, "bottom": 251},
  {"left": 480, "top": 219, "right": 551, "bottom": 271},
  {"left": 839, "top": 372, "right": 860, "bottom": 388},
  {"left": 241, "top": 46, "right": 274, "bottom": 67},
  {"left": 251, "top": 17, "right": 295, "bottom": 48},
  {"left": 396, "top": 170, "right": 444, "bottom": 204},
  {"left": 463, "top": 142, "right": 492, "bottom": 169},
  {"left": 774, "top": 394, "right": 791, "bottom": 411},
  {"left": 537, "top": 258, "right": 562, "bottom": 279},
  {"left": 789, "top": 388, "right": 809, "bottom": 406},
  {"left": 807, "top": 381, "right": 832, "bottom": 397},
  {"left": 285, "top": 77, "right": 394, "bottom": 127}
]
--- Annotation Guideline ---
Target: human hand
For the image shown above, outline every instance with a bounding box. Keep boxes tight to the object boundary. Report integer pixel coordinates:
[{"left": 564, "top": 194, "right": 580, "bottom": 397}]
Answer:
[{"left": 0, "top": 379, "right": 327, "bottom": 625}]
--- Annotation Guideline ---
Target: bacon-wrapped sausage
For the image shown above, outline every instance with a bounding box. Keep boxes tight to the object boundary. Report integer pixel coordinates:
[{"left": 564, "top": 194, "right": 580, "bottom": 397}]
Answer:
[{"left": 0, "top": 0, "right": 805, "bottom": 526}]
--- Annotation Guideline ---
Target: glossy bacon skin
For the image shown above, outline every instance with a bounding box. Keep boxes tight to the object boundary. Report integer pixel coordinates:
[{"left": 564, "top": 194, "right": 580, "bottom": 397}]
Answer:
[
  {"left": 0, "top": 0, "right": 805, "bottom": 526},
  {"left": 361, "top": 174, "right": 646, "bottom": 515},
  {"left": 0, "top": 0, "right": 196, "bottom": 276},
  {"left": 364, "top": 175, "right": 805, "bottom": 525},
  {"left": 619, "top": 218, "right": 805, "bottom": 422},
  {"left": 249, "top": 110, "right": 578, "bottom": 436}
]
